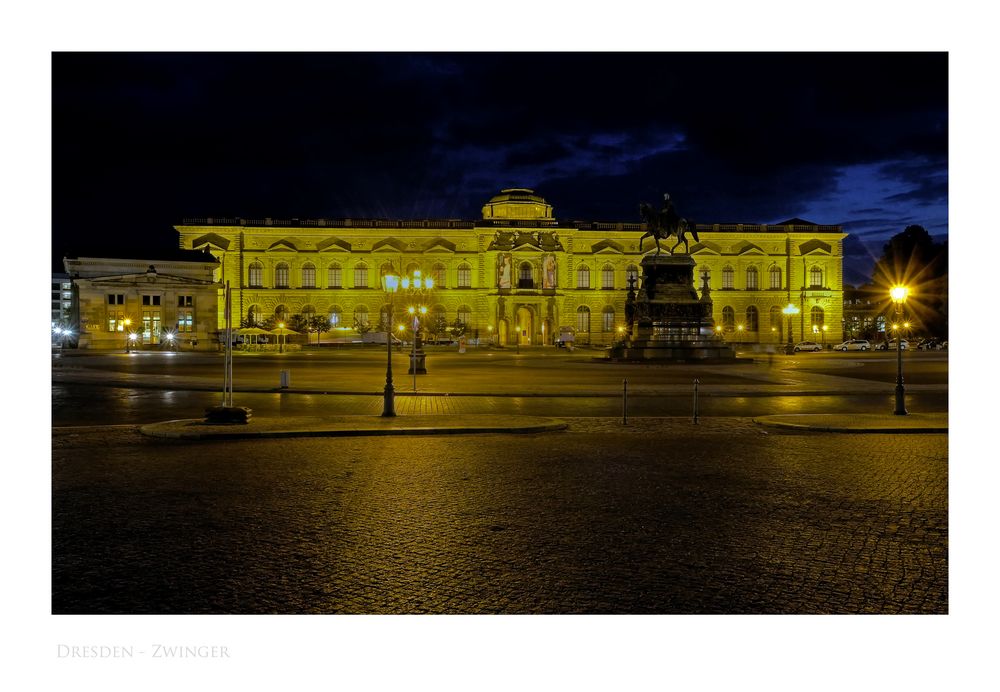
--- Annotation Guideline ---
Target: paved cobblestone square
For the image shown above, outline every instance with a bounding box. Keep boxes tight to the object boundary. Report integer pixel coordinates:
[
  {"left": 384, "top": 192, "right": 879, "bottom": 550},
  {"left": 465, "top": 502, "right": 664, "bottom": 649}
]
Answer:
[{"left": 52, "top": 418, "right": 947, "bottom": 614}]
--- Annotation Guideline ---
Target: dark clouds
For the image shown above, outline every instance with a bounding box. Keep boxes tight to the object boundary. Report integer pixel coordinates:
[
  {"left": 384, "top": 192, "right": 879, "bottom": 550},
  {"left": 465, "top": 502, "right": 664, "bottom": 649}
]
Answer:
[{"left": 52, "top": 52, "right": 947, "bottom": 278}]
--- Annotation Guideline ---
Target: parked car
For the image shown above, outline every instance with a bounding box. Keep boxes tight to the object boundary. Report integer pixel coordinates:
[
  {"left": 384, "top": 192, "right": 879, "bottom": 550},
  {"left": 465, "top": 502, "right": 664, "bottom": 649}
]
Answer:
[
  {"left": 834, "top": 339, "right": 871, "bottom": 351},
  {"left": 876, "top": 339, "right": 909, "bottom": 350},
  {"left": 917, "top": 338, "right": 941, "bottom": 350},
  {"left": 793, "top": 341, "right": 823, "bottom": 352}
]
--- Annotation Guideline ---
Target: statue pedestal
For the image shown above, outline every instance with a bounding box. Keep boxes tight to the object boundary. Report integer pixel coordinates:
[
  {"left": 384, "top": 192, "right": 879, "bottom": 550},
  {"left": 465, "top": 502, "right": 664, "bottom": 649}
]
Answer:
[{"left": 610, "top": 255, "right": 736, "bottom": 362}]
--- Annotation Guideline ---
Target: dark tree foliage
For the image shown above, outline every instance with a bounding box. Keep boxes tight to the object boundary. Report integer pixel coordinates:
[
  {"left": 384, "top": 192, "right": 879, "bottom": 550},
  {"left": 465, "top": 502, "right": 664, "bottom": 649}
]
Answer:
[{"left": 872, "top": 225, "right": 948, "bottom": 337}]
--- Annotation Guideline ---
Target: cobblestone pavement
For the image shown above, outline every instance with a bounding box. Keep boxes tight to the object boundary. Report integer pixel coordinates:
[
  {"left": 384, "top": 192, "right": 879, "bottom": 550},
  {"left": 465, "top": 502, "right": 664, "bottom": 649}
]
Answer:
[{"left": 52, "top": 418, "right": 947, "bottom": 614}]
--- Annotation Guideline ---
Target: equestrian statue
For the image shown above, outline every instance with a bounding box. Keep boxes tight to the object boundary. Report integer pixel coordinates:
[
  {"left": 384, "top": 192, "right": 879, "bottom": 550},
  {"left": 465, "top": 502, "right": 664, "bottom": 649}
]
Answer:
[{"left": 638, "top": 193, "right": 699, "bottom": 255}]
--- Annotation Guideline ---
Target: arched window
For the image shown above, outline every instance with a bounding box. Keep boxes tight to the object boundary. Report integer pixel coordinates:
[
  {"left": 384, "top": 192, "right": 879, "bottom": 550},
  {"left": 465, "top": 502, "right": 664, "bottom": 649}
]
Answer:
[
  {"left": 328, "top": 306, "right": 343, "bottom": 328},
  {"left": 769, "top": 305, "right": 782, "bottom": 330},
  {"left": 328, "top": 263, "right": 343, "bottom": 288},
  {"left": 248, "top": 261, "right": 263, "bottom": 288},
  {"left": 601, "top": 264, "right": 615, "bottom": 289},
  {"left": 722, "top": 306, "right": 735, "bottom": 329},
  {"left": 602, "top": 306, "right": 615, "bottom": 332},
  {"left": 275, "top": 263, "right": 290, "bottom": 288},
  {"left": 746, "top": 266, "right": 759, "bottom": 290},
  {"left": 811, "top": 306, "right": 825, "bottom": 327},
  {"left": 576, "top": 305, "right": 591, "bottom": 333},
  {"left": 431, "top": 263, "right": 447, "bottom": 288},
  {"left": 405, "top": 262, "right": 421, "bottom": 278},
  {"left": 457, "top": 305, "right": 472, "bottom": 325},
  {"left": 769, "top": 266, "right": 782, "bottom": 290},
  {"left": 354, "top": 305, "right": 369, "bottom": 328},
  {"left": 518, "top": 262, "right": 534, "bottom": 289},
  {"left": 301, "top": 263, "right": 316, "bottom": 288},
  {"left": 274, "top": 304, "right": 289, "bottom": 324},
  {"left": 722, "top": 266, "right": 735, "bottom": 289},
  {"left": 354, "top": 263, "right": 368, "bottom": 288},
  {"left": 246, "top": 304, "right": 262, "bottom": 327},
  {"left": 457, "top": 263, "right": 472, "bottom": 288},
  {"left": 577, "top": 265, "right": 591, "bottom": 289},
  {"left": 625, "top": 264, "right": 639, "bottom": 289},
  {"left": 809, "top": 266, "right": 823, "bottom": 287},
  {"left": 380, "top": 262, "right": 395, "bottom": 280},
  {"left": 746, "top": 305, "right": 759, "bottom": 332}
]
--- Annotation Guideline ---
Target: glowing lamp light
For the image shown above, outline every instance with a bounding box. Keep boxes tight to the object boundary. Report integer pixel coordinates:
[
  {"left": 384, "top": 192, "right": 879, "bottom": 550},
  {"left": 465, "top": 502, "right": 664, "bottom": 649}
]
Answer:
[
  {"left": 890, "top": 285, "right": 909, "bottom": 303},
  {"left": 384, "top": 274, "right": 399, "bottom": 292}
]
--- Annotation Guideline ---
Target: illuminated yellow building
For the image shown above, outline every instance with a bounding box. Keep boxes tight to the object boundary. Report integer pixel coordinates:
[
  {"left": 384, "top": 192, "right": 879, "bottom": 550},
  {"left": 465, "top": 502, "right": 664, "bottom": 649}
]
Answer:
[{"left": 175, "top": 189, "right": 847, "bottom": 347}]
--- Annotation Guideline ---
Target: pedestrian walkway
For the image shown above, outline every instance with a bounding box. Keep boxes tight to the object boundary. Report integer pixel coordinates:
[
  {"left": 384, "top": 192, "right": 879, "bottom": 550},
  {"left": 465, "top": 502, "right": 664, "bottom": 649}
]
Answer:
[
  {"left": 754, "top": 412, "right": 947, "bottom": 433},
  {"left": 140, "top": 414, "right": 568, "bottom": 440}
]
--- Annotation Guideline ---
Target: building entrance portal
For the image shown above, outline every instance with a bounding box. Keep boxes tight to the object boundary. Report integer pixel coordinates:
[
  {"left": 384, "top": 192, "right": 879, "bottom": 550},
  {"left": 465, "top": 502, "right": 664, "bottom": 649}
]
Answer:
[{"left": 515, "top": 306, "right": 534, "bottom": 345}]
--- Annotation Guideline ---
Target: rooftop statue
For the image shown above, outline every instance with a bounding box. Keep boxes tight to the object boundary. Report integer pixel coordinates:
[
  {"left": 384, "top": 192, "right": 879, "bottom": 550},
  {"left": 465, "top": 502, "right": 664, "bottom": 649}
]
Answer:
[{"left": 638, "top": 193, "right": 699, "bottom": 255}]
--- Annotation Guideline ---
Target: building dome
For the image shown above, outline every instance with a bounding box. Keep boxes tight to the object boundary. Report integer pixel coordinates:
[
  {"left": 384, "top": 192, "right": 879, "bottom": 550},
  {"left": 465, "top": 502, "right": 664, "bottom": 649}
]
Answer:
[{"left": 481, "top": 188, "right": 554, "bottom": 220}]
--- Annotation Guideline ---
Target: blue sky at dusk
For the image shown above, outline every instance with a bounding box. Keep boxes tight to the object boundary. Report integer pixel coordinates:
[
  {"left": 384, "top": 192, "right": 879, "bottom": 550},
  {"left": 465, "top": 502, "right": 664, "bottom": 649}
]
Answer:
[{"left": 51, "top": 53, "right": 947, "bottom": 286}]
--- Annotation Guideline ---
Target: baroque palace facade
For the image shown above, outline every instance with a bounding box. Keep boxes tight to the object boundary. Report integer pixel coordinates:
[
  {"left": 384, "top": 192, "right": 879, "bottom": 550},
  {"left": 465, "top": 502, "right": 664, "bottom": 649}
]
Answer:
[{"left": 175, "top": 189, "right": 847, "bottom": 347}]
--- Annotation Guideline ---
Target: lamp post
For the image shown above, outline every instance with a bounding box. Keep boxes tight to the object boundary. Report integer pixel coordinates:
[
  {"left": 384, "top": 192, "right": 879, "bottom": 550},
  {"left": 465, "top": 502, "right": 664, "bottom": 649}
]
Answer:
[
  {"left": 278, "top": 322, "right": 285, "bottom": 353},
  {"left": 737, "top": 323, "right": 744, "bottom": 346},
  {"left": 401, "top": 269, "right": 434, "bottom": 385},
  {"left": 381, "top": 273, "right": 399, "bottom": 417},
  {"left": 782, "top": 303, "right": 800, "bottom": 354},
  {"left": 891, "top": 285, "right": 909, "bottom": 415},
  {"left": 123, "top": 318, "right": 132, "bottom": 353}
]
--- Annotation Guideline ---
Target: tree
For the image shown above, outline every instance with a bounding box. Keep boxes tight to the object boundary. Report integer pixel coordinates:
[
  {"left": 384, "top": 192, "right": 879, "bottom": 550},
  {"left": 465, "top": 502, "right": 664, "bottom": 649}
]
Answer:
[
  {"left": 353, "top": 318, "right": 372, "bottom": 337},
  {"left": 449, "top": 318, "right": 468, "bottom": 340},
  {"left": 871, "top": 225, "right": 948, "bottom": 337},
  {"left": 430, "top": 315, "right": 450, "bottom": 341}
]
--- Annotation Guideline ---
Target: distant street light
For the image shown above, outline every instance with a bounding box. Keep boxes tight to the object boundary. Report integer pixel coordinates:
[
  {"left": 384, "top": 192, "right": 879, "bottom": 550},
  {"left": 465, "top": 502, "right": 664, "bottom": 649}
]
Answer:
[
  {"left": 123, "top": 318, "right": 133, "bottom": 353},
  {"left": 782, "top": 303, "right": 800, "bottom": 354},
  {"left": 890, "top": 285, "right": 910, "bottom": 415},
  {"left": 381, "top": 272, "right": 399, "bottom": 417}
]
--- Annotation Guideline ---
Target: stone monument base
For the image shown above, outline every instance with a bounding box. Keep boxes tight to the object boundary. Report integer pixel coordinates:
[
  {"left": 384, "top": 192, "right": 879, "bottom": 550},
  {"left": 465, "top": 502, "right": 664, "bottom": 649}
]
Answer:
[{"left": 607, "top": 254, "right": 737, "bottom": 362}]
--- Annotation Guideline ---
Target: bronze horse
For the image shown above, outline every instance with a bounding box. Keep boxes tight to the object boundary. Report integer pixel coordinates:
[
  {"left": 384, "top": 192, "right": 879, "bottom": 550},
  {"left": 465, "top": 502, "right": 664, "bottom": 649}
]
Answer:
[{"left": 639, "top": 201, "right": 700, "bottom": 255}]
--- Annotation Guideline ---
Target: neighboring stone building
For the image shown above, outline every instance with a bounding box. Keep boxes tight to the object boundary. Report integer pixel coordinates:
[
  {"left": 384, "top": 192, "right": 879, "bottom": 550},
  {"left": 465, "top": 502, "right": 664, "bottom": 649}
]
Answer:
[
  {"left": 64, "top": 254, "right": 220, "bottom": 351},
  {"left": 175, "top": 189, "right": 847, "bottom": 347}
]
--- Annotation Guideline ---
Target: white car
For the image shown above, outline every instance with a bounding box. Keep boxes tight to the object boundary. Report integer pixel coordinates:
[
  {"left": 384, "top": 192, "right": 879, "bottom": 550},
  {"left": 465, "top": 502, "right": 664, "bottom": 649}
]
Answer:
[
  {"left": 793, "top": 341, "right": 823, "bottom": 352},
  {"left": 876, "top": 339, "right": 909, "bottom": 350},
  {"left": 834, "top": 339, "right": 870, "bottom": 351}
]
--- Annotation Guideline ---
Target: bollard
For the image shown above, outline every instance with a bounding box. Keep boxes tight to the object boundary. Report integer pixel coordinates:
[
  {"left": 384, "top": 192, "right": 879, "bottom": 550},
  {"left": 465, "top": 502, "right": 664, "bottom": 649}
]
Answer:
[
  {"left": 280, "top": 369, "right": 290, "bottom": 389},
  {"left": 622, "top": 378, "right": 628, "bottom": 425},
  {"left": 693, "top": 378, "right": 699, "bottom": 424}
]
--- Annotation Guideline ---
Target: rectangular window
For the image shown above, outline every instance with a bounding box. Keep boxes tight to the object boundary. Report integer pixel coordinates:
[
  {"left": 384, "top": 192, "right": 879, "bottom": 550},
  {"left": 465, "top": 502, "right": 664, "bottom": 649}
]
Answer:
[
  {"left": 178, "top": 295, "right": 193, "bottom": 307},
  {"left": 354, "top": 267, "right": 368, "bottom": 288},
  {"left": 275, "top": 265, "right": 290, "bottom": 288},
  {"left": 770, "top": 269, "right": 781, "bottom": 289},
  {"left": 746, "top": 271, "right": 758, "bottom": 290},
  {"left": 302, "top": 266, "right": 316, "bottom": 288},
  {"left": 178, "top": 309, "right": 194, "bottom": 332},
  {"left": 142, "top": 295, "right": 161, "bottom": 306},
  {"left": 328, "top": 267, "right": 343, "bottom": 288},
  {"left": 457, "top": 266, "right": 471, "bottom": 288},
  {"left": 722, "top": 270, "right": 734, "bottom": 289},
  {"left": 107, "top": 294, "right": 124, "bottom": 305},
  {"left": 107, "top": 310, "right": 125, "bottom": 332},
  {"left": 602, "top": 310, "right": 615, "bottom": 332},
  {"left": 601, "top": 268, "right": 614, "bottom": 289}
]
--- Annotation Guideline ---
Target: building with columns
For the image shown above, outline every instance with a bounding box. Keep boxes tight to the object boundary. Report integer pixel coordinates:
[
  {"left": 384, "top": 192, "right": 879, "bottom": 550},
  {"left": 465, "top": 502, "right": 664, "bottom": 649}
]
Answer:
[
  {"left": 64, "top": 255, "right": 221, "bottom": 351},
  {"left": 174, "top": 189, "right": 847, "bottom": 347}
]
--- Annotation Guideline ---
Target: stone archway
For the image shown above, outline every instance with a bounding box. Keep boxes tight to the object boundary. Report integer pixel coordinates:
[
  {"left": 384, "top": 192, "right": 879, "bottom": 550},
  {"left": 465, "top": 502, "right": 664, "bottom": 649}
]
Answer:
[{"left": 515, "top": 305, "right": 534, "bottom": 345}]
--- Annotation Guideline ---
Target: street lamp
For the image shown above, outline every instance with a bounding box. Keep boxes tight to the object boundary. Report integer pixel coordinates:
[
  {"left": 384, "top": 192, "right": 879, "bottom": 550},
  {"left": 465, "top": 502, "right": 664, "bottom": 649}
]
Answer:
[
  {"left": 737, "top": 323, "right": 744, "bottom": 345},
  {"left": 821, "top": 324, "right": 828, "bottom": 348},
  {"left": 782, "top": 303, "right": 800, "bottom": 354},
  {"left": 401, "top": 270, "right": 433, "bottom": 383},
  {"left": 381, "top": 272, "right": 399, "bottom": 417},
  {"left": 890, "top": 285, "right": 909, "bottom": 415},
  {"left": 123, "top": 318, "right": 133, "bottom": 353},
  {"left": 278, "top": 322, "right": 285, "bottom": 353}
]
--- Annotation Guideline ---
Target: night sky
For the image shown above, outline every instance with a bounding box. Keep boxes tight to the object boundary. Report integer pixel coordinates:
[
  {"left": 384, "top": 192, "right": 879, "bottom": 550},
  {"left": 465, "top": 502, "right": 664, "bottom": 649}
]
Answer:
[{"left": 52, "top": 53, "right": 947, "bottom": 285}]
